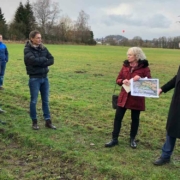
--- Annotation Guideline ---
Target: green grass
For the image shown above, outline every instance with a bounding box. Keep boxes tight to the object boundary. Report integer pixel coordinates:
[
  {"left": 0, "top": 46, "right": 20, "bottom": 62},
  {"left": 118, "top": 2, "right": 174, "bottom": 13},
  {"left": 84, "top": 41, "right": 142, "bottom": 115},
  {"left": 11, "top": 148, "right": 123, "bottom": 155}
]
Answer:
[{"left": 0, "top": 44, "right": 180, "bottom": 179}]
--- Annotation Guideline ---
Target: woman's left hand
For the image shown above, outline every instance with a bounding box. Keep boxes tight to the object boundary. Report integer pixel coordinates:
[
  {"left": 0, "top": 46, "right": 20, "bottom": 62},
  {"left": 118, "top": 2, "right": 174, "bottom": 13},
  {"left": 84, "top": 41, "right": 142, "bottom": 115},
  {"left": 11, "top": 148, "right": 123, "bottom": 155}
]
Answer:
[{"left": 133, "top": 75, "right": 141, "bottom": 81}]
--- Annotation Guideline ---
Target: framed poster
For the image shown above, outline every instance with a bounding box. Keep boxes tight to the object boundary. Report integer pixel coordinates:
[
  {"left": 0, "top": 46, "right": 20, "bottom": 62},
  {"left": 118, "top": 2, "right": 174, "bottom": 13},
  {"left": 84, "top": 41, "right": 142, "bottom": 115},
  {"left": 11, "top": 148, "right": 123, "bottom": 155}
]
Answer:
[{"left": 130, "top": 78, "right": 159, "bottom": 98}]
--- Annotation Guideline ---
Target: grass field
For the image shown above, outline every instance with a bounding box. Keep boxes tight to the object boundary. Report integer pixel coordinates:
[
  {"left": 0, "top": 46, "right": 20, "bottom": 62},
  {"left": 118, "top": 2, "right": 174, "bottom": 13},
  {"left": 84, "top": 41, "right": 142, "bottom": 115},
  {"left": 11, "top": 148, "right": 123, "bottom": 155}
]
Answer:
[{"left": 0, "top": 44, "right": 180, "bottom": 180}]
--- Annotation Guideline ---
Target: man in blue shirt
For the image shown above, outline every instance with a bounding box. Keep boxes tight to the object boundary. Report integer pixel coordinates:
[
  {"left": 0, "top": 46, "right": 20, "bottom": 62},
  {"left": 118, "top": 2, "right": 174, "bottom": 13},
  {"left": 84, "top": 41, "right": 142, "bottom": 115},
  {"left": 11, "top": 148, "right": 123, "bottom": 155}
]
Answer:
[{"left": 0, "top": 34, "right": 8, "bottom": 90}]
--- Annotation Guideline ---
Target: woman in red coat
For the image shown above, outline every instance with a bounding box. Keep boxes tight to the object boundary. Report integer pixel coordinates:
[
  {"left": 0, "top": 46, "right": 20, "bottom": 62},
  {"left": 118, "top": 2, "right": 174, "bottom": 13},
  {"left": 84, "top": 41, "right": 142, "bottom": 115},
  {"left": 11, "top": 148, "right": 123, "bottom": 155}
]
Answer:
[{"left": 105, "top": 47, "right": 151, "bottom": 148}]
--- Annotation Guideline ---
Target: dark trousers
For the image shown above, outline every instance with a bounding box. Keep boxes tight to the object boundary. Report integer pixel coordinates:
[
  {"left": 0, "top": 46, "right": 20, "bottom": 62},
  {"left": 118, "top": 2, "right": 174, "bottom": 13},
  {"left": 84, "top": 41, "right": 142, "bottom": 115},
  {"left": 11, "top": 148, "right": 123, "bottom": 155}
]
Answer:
[
  {"left": 0, "top": 61, "right": 7, "bottom": 87},
  {"left": 161, "top": 134, "right": 176, "bottom": 159},
  {"left": 112, "top": 106, "right": 140, "bottom": 139}
]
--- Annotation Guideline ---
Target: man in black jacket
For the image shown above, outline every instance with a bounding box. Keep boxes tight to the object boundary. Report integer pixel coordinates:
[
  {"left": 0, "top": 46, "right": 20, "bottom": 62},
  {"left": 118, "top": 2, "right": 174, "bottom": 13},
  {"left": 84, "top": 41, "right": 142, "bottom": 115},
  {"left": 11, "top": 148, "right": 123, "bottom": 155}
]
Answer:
[
  {"left": 153, "top": 67, "right": 180, "bottom": 165},
  {"left": 24, "top": 30, "right": 56, "bottom": 130}
]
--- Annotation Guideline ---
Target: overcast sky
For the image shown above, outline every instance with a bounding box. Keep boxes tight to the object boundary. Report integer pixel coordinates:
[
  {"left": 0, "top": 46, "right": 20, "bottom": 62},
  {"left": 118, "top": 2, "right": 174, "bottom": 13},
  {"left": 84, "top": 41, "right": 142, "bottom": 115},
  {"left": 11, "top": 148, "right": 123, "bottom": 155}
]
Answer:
[{"left": 1, "top": 0, "right": 180, "bottom": 40}]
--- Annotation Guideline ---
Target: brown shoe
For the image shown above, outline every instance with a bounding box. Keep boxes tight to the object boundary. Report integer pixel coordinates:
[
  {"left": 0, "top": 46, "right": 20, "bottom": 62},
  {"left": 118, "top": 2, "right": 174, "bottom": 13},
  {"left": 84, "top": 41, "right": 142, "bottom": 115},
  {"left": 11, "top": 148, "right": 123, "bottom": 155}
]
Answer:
[
  {"left": 32, "top": 120, "right": 39, "bottom": 130},
  {"left": 0, "top": 87, "right": 4, "bottom": 90},
  {"left": 45, "top": 119, "right": 56, "bottom": 129}
]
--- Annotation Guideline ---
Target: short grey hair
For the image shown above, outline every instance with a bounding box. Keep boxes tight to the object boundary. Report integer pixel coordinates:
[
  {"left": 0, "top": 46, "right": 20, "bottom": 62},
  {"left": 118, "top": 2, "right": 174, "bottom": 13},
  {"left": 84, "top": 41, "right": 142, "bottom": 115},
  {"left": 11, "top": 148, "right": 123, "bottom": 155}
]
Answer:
[
  {"left": 127, "top": 47, "right": 146, "bottom": 60},
  {"left": 29, "top": 30, "right": 41, "bottom": 39}
]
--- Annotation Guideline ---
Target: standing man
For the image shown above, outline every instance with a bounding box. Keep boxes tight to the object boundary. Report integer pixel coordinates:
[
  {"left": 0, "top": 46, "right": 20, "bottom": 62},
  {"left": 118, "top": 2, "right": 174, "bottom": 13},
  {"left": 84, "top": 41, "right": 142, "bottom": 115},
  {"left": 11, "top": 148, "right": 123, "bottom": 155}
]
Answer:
[
  {"left": 24, "top": 30, "right": 56, "bottom": 130},
  {"left": 0, "top": 34, "right": 8, "bottom": 90},
  {"left": 153, "top": 66, "right": 180, "bottom": 165}
]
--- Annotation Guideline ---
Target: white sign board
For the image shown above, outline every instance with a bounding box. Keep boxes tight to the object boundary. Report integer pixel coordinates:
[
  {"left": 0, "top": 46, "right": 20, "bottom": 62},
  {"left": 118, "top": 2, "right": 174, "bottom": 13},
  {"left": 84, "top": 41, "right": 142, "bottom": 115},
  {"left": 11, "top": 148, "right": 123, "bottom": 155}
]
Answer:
[{"left": 130, "top": 78, "right": 159, "bottom": 98}]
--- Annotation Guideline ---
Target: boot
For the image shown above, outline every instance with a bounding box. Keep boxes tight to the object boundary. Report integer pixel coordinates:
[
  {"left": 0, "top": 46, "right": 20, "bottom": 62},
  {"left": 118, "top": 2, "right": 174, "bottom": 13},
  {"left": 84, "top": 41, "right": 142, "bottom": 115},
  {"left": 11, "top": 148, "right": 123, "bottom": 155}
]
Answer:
[
  {"left": 153, "top": 157, "right": 170, "bottom": 166},
  {"left": 32, "top": 120, "right": 39, "bottom": 130},
  {"left": 130, "top": 137, "right": 137, "bottom": 148},
  {"left": 45, "top": 119, "right": 56, "bottom": 129},
  {"left": 105, "top": 139, "right": 118, "bottom": 147}
]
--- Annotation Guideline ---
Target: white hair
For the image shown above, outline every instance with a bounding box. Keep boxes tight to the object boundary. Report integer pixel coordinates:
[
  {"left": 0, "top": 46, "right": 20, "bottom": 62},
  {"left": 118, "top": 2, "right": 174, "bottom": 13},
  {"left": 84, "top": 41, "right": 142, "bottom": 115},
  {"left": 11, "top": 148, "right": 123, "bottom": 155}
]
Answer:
[{"left": 127, "top": 47, "right": 146, "bottom": 60}]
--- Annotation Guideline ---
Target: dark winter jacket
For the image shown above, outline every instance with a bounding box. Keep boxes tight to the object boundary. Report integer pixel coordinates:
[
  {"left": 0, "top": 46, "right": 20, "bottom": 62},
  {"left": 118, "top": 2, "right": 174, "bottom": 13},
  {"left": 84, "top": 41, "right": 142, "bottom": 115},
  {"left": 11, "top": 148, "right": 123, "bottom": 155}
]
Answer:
[
  {"left": 116, "top": 59, "right": 151, "bottom": 111},
  {"left": 161, "top": 66, "right": 180, "bottom": 138},
  {"left": 24, "top": 41, "right": 54, "bottom": 78},
  {"left": 0, "top": 42, "right": 8, "bottom": 62}
]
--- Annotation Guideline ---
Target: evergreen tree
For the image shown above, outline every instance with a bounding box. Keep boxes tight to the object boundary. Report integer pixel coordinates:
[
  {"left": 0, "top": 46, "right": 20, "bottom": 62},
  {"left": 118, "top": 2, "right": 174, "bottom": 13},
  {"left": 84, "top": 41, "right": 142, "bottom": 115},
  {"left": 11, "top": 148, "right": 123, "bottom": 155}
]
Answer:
[
  {"left": 0, "top": 8, "right": 8, "bottom": 39},
  {"left": 10, "top": 2, "right": 27, "bottom": 40},
  {"left": 14, "top": 2, "right": 26, "bottom": 23},
  {"left": 87, "top": 31, "right": 96, "bottom": 45},
  {"left": 9, "top": 1, "right": 36, "bottom": 40},
  {"left": 24, "top": 0, "right": 36, "bottom": 38}
]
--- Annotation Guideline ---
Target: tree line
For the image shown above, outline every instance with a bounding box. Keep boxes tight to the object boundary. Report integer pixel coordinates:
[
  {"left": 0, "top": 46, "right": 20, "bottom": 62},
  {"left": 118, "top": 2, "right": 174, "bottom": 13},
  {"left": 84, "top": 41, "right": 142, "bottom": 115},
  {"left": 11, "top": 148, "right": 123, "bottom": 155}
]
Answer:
[
  {"left": 0, "top": 0, "right": 179, "bottom": 48},
  {"left": 121, "top": 36, "right": 180, "bottom": 49},
  {"left": 0, "top": 0, "right": 96, "bottom": 45},
  {"left": 98, "top": 35, "right": 180, "bottom": 49}
]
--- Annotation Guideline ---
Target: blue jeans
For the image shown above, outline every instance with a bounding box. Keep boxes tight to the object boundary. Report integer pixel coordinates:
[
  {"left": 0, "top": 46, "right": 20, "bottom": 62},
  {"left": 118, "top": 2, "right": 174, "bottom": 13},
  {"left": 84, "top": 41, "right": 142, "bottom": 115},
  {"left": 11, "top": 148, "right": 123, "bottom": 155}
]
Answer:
[
  {"left": 161, "top": 134, "right": 176, "bottom": 159},
  {"left": 29, "top": 77, "right": 50, "bottom": 121},
  {"left": 0, "top": 61, "right": 7, "bottom": 86}
]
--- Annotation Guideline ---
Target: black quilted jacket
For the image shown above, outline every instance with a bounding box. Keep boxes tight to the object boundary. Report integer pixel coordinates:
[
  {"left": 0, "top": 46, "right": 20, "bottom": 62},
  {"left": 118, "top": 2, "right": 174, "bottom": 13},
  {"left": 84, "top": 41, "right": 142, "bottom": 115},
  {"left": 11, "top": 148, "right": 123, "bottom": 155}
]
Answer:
[{"left": 24, "top": 41, "right": 54, "bottom": 78}]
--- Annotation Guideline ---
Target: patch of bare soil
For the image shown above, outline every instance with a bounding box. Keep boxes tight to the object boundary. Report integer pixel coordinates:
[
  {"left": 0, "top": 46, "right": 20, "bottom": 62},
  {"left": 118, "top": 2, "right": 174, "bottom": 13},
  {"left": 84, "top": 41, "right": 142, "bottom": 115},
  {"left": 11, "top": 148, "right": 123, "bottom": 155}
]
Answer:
[{"left": 0, "top": 130, "right": 85, "bottom": 180}]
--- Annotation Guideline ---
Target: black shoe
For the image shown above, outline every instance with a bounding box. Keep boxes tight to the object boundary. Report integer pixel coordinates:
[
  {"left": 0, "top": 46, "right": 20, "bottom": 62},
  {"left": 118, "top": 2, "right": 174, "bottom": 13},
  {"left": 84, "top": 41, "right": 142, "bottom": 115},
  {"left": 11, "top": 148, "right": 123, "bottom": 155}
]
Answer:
[
  {"left": 0, "top": 108, "right": 5, "bottom": 113},
  {"left": 0, "top": 120, "right": 6, "bottom": 125},
  {"left": 45, "top": 119, "right": 56, "bottom": 129},
  {"left": 130, "top": 138, "right": 137, "bottom": 148},
  {"left": 153, "top": 157, "right": 170, "bottom": 166},
  {"left": 105, "top": 139, "right": 118, "bottom": 147},
  {"left": 32, "top": 120, "right": 39, "bottom": 130}
]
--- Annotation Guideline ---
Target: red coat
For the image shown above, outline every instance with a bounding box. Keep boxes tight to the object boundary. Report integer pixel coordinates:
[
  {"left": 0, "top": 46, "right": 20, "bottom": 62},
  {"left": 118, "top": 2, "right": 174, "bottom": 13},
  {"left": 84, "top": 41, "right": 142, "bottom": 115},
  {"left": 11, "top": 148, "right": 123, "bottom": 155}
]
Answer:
[{"left": 116, "top": 60, "right": 151, "bottom": 111}]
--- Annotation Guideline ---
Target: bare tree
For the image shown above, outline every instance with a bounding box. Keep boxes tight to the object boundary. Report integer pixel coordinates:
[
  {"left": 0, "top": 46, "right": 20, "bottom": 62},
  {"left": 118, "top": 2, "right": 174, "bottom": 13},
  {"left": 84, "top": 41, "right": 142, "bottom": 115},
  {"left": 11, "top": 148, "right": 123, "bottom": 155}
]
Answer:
[
  {"left": 152, "top": 38, "right": 159, "bottom": 48},
  {"left": 75, "top": 10, "right": 89, "bottom": 31},
  {"left": 33, "top": 0, "right": 60, "bottom": 34},
  {"left": 132, "top": 36, "right": 143, "bottom": 46},
  {"left": 59, "top": 15, "right": 74, "bottom": 42},
  {"left": 74, "top": 10, "right": 91, "bottom": 43}
]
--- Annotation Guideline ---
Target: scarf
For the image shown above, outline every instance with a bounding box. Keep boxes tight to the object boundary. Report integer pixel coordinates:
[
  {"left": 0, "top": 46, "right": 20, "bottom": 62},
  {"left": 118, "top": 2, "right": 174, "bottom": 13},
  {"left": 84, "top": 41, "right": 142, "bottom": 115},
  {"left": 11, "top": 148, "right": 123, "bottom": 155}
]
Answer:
[{"left": 130, "top": 62, "right": 138, "bottom": 72}]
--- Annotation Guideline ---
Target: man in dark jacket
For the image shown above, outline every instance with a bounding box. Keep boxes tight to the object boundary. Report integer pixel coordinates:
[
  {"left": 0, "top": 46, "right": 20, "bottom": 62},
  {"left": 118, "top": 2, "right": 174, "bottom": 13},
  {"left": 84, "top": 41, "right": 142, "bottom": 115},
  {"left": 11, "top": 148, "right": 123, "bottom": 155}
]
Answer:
[
  {"left": 153, "top": 66, "right": 180, "bottom": 165},
  {"left": 24, "top": 30, "right": 56, "bottom": 130},
  {"left": 0, "top": 34, "right": 8, "bottom": 90}
]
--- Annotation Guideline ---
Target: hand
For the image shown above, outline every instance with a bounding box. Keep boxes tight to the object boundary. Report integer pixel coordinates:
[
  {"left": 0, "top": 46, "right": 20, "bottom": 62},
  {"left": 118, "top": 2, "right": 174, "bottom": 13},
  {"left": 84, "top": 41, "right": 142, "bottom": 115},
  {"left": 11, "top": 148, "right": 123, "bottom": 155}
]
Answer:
[
  {"left": 133, "top": 75, "right": 141, "bottom": 81},
  {"left": 117, "top": 79, "right": 122, "bottom": 84},
  {"left": 158, "top": 89, "right": 162, "bottom": 95},
  {"left": 123, "top": 79, "right": 130, "bottom": 86}
]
